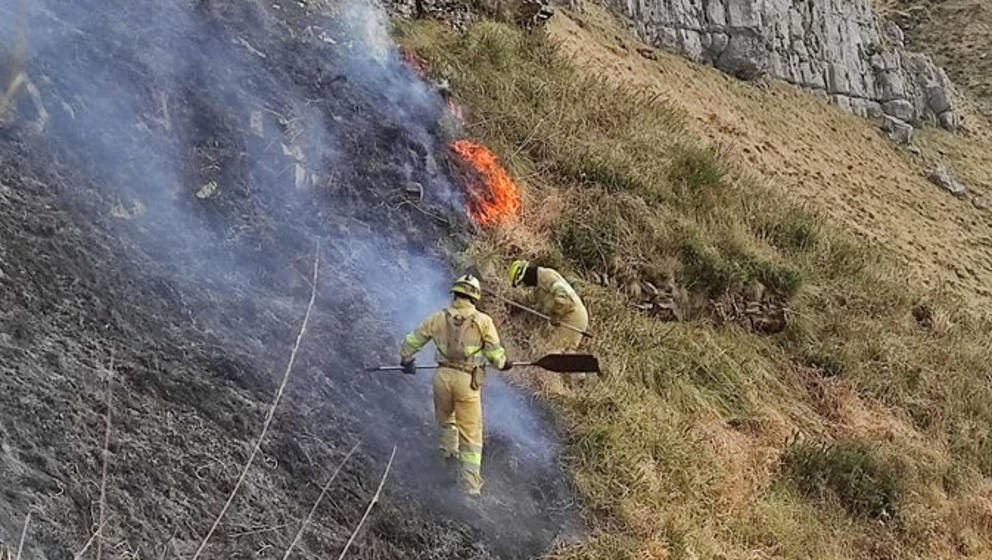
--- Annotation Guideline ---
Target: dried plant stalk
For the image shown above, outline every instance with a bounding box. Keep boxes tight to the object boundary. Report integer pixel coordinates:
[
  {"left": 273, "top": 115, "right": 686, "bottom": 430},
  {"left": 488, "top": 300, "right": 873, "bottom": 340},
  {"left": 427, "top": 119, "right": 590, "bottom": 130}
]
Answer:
[
  {"left": 281, "top": 441, "right": 361, "bottom": 559},
  {"left": 335, "top": 445, "right": 397, "bottom": 560},
  {"left": 192, "top": 246, "right": 320, "bottom": 560}
]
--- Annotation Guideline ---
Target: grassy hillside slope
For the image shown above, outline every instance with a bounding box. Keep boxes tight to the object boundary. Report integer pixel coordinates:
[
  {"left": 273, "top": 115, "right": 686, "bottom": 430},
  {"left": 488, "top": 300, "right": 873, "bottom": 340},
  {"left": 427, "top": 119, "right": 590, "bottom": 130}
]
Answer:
[
  {"left": 398, "top": 8, "right": 992, "bottom": 560},
  {"left": 551, "top": 8, "right": 992, "bottom": 305}
]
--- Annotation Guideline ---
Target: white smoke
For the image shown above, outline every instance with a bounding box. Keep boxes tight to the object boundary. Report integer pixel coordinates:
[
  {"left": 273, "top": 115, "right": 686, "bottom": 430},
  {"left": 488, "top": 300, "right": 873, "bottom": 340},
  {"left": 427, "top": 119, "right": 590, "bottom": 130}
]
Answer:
[{"left": 0, "top": 0, "right": 567, "bottom": 549}]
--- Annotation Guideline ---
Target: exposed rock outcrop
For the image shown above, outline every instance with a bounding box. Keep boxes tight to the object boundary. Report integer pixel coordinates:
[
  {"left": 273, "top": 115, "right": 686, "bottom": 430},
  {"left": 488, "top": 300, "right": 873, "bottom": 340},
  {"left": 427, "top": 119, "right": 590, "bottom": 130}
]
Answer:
[
  {"left": 605, "top": 0, "right": 959, "bottom": 136},
  {"left": 386, "top": 0, "right": 553, "bottom": 29}
]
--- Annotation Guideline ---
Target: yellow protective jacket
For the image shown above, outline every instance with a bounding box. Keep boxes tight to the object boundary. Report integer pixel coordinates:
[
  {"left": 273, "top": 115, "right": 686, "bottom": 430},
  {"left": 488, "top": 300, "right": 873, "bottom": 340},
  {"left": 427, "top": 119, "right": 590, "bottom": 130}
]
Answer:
[
  {"left": 534, "top": 267, "right": 588, "bottom": 328},
  {"left": 401, "top": 298, "right": 508, "bottom": 371}
]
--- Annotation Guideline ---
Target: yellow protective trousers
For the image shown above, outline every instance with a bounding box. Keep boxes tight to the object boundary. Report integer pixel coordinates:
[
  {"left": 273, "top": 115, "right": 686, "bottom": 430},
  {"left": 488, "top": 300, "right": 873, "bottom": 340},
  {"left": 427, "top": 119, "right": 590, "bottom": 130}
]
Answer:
[
  {"left": 433, "top": 366, "right": 484, "bottom": 494},
  {"left": 547, "top": 306, "right": 588, "bottom": 353},
  {"left": 545, "top": 306, "right": 589, "bottom": 387}
]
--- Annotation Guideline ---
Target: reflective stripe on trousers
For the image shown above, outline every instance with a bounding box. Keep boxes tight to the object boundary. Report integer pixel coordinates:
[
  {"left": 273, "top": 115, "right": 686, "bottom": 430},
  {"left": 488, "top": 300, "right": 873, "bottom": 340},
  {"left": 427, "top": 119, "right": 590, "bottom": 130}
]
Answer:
[{"left": 459, "top": 443, "right": 483, "bottom": 491}]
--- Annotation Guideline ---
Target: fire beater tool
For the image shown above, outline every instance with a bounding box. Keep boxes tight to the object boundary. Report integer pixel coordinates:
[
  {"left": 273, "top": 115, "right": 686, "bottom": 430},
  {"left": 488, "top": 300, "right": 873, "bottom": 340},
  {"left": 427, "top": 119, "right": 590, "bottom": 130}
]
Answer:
[
  {"left": 482, "top": 289, "right": 593, "bottom": 339},
  {"left": 366, "top": 353, "right": 600, "bottom": 374}
]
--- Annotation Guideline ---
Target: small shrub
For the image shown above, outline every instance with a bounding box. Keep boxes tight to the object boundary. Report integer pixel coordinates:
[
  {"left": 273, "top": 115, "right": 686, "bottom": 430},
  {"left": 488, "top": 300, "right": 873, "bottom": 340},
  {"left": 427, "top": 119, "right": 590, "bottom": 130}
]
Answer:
[
  {"left": 751, "top": 258, "right": 803, "bottom": 297},
  {"left": 803, "top": 350, "right": 845, "bottom": 377},
  {"left": 668, "top": 145, "right": 725, "bottom": 193},
  {"left": 782, "top": 439, "right": 903, "bottom": 520},
  {"left": 679, "top": 237, "right": 737, "bottom": 295},
  {"left": 555, "top": 151, "right": 649, "bottom": 194},
  {"left": 686, "top": 359, "right": 748, "bottom": 416},
  {"left": 680, "top": 237, "right": 803, "bottom": 297},
  {"left": 820, "top": 237, "right": 872, "bottom": 279},
  {"left": 555, "top": 192, "right": 659, "bottom": 273},
  {"left": 756, "top": 212, "right": 823, "bottom": 252},
  {"left": 668, "top": 145, "right": 727, "bottom": 211},
  {"left": 949, "top": 426, "right": 992, "bottom": 477},
  {"left": 558, "top": 220, "right": 617, "bottom": 271},
  {"left": 460, "top": 22, "right": 522, "bottom": 70}
]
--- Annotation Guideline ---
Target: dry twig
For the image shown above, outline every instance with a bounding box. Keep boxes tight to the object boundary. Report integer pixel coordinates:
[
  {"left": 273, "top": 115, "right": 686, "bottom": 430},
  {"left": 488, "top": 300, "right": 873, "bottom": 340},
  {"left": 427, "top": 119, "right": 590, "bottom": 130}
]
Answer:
[
  {"left": 73, "top": 515, "right": 114, "bottom": 560},
  {"left": 335, "top": 445, "right": 397, "bottom": 560},
  {"left": 95, "top": 351, "right": 115, "bottom": 560},
  {"left": 15, "top": 511, "right": 30, "bottom": 560},
  {"left": 281, "top": 441, "right": 361, "bottom": 559},
  {"left": 192, "top": 246, "right": 321, "bottom": 560},
  {"left": 507, "top": 109, "right": 555, "bottom": 162}
]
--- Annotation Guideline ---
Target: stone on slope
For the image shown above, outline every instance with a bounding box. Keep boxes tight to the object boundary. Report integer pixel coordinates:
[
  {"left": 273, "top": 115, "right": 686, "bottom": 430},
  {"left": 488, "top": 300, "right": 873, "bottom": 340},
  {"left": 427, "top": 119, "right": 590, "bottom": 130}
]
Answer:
[
  {"left": 938, "top": 110, "right": 960, "bottom": 132},
  {"left": 883, "top": 115, "right": 914, "bottom": 144},
  {"left": 927, "top": 165, "right": 968, "bottom": 198}
]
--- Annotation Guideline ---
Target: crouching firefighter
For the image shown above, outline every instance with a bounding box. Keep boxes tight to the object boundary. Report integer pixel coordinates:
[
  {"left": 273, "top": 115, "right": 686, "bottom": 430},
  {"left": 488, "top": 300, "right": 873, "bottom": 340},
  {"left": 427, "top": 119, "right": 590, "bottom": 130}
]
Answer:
[
  {"left": 400, "top": 275, "right": 511, "bottom": 495},
  {"left": 507, "top": 260, "right": 589, "bottom": 385}
]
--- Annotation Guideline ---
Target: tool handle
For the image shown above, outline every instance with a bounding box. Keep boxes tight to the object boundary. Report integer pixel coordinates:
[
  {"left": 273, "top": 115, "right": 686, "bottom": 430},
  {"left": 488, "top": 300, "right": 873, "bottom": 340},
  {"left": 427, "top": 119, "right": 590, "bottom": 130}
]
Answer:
[
  {"left": 366, "top": 364, "right": 440, "bottom": 371},
  {"left": 485, "top": 290, "right": 594, "bottom": 338},
  {"left": 487, "top": 290, "right": 551, "bottom": 320},
  {"left": 568, "top": 324, "right": 594, "bottom": 338},
  {"left": 502, "top": 361, "right": 591, "bottom": 373}
]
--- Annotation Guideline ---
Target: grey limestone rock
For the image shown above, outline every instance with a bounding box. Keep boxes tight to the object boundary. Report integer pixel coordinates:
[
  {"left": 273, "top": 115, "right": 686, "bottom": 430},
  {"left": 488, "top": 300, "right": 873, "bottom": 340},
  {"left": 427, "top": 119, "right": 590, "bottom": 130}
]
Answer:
[
  {"left": 883, "top": 115, "right": 914, "bottom": 144},
  {"left": 938, "top": 110, "right": 960, "bottom": 132},
  {"left": 605, "top": 0, "right": 959, "bottom": 135},
  {"left": 927, "top": 83, "right": 951, "bottom": 115},
  {"left": 883, "top": 99, "right": 915, "bottom": 122},
  {"left": 927, "top": 165, "right": 968, "bottom": 198},
  {"left": 716, "top": 32, "right": 769, "bottom": 80}
]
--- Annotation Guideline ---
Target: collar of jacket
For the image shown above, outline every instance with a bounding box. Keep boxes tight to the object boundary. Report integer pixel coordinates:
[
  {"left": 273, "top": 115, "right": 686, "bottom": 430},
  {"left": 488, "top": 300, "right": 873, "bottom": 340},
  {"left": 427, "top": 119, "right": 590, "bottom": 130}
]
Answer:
[{"left": 450, "top": 298, "right": 477, "bottom": 312}]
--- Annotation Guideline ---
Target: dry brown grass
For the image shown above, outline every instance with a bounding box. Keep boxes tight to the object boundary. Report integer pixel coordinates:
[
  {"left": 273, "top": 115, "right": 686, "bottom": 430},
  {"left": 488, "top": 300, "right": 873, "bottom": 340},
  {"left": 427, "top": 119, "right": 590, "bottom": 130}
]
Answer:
[{"left": 549, "top": 6, "right": 992, "bottom": 305}]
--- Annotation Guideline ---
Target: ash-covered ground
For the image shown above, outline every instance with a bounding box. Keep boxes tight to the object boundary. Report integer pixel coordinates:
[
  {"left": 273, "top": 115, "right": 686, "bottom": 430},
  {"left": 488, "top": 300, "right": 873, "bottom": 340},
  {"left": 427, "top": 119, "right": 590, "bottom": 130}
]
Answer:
[{"left": 0, "top": 0, "right": 577, "bottom": 558}]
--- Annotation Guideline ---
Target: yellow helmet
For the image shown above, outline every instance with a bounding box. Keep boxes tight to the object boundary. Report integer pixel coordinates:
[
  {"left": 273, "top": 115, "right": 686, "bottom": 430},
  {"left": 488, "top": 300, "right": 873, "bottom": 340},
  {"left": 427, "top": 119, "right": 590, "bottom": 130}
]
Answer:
[
  {"left": 451, "top": 274, "right": 482, "bottom": 301},
  {"left": 508, "top": 259, "right": 529, "bottom": 287}
]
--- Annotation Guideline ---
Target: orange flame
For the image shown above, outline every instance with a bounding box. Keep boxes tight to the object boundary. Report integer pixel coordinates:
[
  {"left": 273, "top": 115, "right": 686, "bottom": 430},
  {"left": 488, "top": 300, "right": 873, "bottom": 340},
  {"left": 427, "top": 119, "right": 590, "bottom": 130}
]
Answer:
[{"left": 451, "top": 139, "right": 521, "bottom": 227}]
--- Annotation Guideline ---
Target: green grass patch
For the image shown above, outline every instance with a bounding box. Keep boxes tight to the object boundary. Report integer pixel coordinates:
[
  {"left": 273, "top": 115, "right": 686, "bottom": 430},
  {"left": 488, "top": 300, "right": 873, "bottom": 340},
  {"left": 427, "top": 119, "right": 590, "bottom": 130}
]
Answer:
[
  {"left": 783, "top": 439, "right": 904, "bottom": 520},
  {"left": 679, "top": 236, "right": 803, "bottom": 296},
  {"left": 667, "top": 145, "right": 728, "bottom": 212},
  {"left": 753, "top": 208, "right": 823, "bottom": 252}
]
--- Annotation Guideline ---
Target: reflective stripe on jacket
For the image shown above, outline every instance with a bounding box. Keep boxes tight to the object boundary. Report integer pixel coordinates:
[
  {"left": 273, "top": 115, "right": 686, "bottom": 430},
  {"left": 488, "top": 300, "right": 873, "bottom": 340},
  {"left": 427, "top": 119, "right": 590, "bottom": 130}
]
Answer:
[{"left": 401, "top": 298, "right": 507, "bottom": 369}]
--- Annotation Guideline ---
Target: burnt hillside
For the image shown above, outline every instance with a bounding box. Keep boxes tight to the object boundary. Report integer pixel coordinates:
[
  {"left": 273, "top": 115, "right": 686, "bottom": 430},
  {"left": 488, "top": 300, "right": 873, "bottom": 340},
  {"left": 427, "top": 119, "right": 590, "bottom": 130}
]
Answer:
[{"left": 0, "top": 0, "right": 574, "bottom": 558}]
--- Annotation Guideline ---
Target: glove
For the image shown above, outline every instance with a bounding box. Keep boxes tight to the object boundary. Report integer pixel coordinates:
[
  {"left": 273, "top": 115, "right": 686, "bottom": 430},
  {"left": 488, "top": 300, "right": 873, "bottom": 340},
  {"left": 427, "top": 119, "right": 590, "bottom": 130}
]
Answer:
[
  {"left": 498, "top": 360, "right": 513, "bottom": 371},
  {"left": 400, "top": 359, "right": 416, "bottom": 375}
]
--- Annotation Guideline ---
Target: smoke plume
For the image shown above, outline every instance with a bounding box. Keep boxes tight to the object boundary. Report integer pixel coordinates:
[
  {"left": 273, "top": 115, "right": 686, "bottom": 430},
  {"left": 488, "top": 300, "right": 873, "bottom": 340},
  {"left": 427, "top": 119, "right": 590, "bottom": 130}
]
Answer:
[{"left": 0, "top": 0, "right": 573, "bottom": 556}]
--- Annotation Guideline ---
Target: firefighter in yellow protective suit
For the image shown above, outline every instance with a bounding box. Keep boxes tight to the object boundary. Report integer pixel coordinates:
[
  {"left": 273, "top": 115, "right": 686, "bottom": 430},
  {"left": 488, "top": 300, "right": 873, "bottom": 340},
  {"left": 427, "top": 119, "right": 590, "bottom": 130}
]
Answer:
[
  {"left": 400, "top": 275, "right": 510, "bottom": 495},
  {"left": 508, "top": 260, "right": 589, "bottom": 385}
]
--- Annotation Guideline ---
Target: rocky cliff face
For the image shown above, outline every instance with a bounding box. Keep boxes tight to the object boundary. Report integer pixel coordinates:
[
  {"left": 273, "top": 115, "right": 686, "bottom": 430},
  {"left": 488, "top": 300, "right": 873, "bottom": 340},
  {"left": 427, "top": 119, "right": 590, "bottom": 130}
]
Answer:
[
  {"left": 881, "top": 0, "right": 992, "bottom": 118},
  {"left": 606, "top": 0, "right": 959, "bottom": 140}
]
